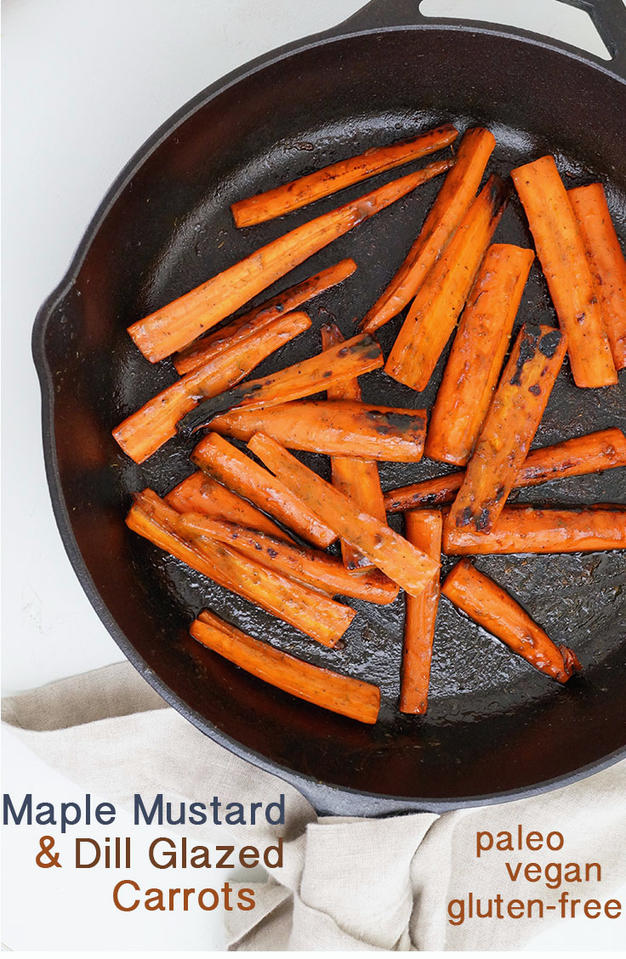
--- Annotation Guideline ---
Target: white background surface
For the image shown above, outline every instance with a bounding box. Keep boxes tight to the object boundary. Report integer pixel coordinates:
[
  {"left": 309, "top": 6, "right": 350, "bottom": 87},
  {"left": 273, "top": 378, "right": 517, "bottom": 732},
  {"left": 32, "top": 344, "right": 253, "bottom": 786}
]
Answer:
[{"left": 1, "top": 0, "right": 623, "bottom": 952}]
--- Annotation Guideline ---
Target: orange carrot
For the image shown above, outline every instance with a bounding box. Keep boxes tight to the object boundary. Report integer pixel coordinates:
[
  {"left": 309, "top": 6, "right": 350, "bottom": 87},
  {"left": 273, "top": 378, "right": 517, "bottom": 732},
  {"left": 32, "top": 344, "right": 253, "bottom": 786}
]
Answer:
[
  {"left": 569, "top": 182, "right": 626, "bottom": 370},
  {"left": 442, "top": 560, "right": 581, "bottom": 682},
  {"left": 248, "top": 432, "right": 440, "bottom": 597},
  {"left": 385, "top": 175, "right": 508, "bottom": 390},
  {"left": 231, "top": 124, "right": 458, "bottom": 227},
  {"left": 127, "top": 490, "right": 354, "bottom": 646},
  {"left": 400, "top": 510, "right": 442, "bottom": 714},
  {"left": 173, "top": 259, "right": 357, "bottom": 375},
  {"left": 190, "top": 610, "right": 380, "bottom": 723},
  {"left": 127, "top": 159, "right": 453, "bottom": 363},
  {"left": 425, "top": 244, "right": 534, "bottom": 465},
  {"left": 192, "top": 432, "right": 337, "bottom": 548},
  {"left": 447, "top": 324, "right": 567, "bottom": 534},
  {"left": 113, "top": 312, "right": 310, "bottom": 463},
  {"left": 511, "top": 156, "right": 617, "bottom": 388},
  {"left": 360, "top": 127, "right": 496, "bottom": 333}
]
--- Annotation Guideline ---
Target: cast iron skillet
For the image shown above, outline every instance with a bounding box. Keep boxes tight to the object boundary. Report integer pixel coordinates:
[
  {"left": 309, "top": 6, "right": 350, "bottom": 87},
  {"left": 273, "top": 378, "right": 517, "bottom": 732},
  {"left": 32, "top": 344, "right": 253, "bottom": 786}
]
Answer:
[{"left": 33, "top": 0, "right": 626, "bottom": 816}]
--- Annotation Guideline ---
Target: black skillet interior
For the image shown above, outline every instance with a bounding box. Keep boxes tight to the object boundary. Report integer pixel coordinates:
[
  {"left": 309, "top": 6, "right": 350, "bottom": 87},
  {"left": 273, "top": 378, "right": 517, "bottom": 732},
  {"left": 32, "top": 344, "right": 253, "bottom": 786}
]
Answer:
[{"left": 34, "top": 0, "right": 626, "bottom": 815}]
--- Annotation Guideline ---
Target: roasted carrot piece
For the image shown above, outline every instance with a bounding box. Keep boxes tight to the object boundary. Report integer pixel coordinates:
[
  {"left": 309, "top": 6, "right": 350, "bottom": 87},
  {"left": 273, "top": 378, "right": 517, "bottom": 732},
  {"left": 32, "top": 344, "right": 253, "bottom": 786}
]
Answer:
[
  {"left": 569, "top": 182, "right": 626, "bottom": 370},
  {"left": 173, "top": 259, "right": 357, "bottom": 375},
  {"left": 231, "top": 125, "right": 458, "bottom": 228},
  {"left": 190, "top": 610, "right": 380, "bottom": 723},
  {"left": 442, "top": 560, "right": 581, "bottom": 682},
  {"left": 443, "top": 505, "right": 626, "bottom": 554},
  {"left": 321, "top": 322, "right": 386, "bottom": 570},
  {"left": 360, "top": 127, "right": 496, "bottom": 333},
  {"left": 127, "top": 159, "right": 453, "bottom": 363},
  {"left": 448, "top": 324, "right": 567, "bottom": 534},
  {"left": 511, "top": 156, "right": 617, "bottom": 388},
  {"left": 248, "top": 433, "right": 439, "bottom": 597},
  {"left": 385, "top": 175, "right": 508, "bottom": 390},
  {"left": 425, "top": 244, "right": 534, "bottom": 465},
  {"left": 127, "top": 490, "right": 354, "bottom": 646},
  {"left": 177, "top": 332, "right": 383, "bottom": 436},
  {"left": 179, "top": 514, "right": 399, "bottom": 605},
  {"left": 385, "top": 428, "right": 626, "bottom": 512},
  {"left": 113, "top": 312, "right": 310, "bottom": 463},
  {"left": 192, "top": 432, "right": 337, "bottom": 548},
  {"left": 400, "top": 511, "right": 442, "bottom": 714}
]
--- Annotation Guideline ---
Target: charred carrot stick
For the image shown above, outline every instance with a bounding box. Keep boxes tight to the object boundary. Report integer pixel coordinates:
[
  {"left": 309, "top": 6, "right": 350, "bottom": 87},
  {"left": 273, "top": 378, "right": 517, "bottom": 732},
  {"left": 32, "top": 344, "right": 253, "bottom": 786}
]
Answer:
[
  {"left": 179, "top": 514, "right": 399, "bottom": 605},
  {"left": 443, "top": 505, "right": 626, "bottom": 554},
  {"left": 360, "top": 127, "right": 495, "bottom": 333},
  {"left": 511, "top": 156, "right": 617, "bottom": 388},
  {"left": 173, "top": 259, "right": 357, "bottom": 375},
  {"left": 442, "top": 560, "right": 581, "bottom": 682},
  {"left": 192, "top": 432, "right": 337, "bottom": 548},
  {"left": 113, "top": 312, "right": 310, "bottom": 463},
  {"left": 425, "top": 244, "right": 534, "bottom": 465},
  {"left": 569, "top": 182, "right": 626, "bottom": 370},
  {"left": 177, "top": 332, "right": 383, "bottom": 436},
  {"left": 448, "top": 324, "right": 567, "bottom": 535},
  {"left": 385, "top": 428, "right": 626, "bottom": 512},
  {"left": 400, "top": 510, "right": 442, "bottom": 714},
  {"left": 127, "top": 490, "right": 354, "bottom": 646},
  {"left": 248, "top": 433, "right": 439, "bottom": 597},
  {"left": 385, "top": 175, "right": 508, "bottom": 390},
  {"left": 321, "top": 322, "right": 386, "bottom": 570},
  {"left": 127, "top": 159, "right": 453, "bottom": 363},
  {"left": 190, "top": 610, "right": 380, "bottom": 723}
]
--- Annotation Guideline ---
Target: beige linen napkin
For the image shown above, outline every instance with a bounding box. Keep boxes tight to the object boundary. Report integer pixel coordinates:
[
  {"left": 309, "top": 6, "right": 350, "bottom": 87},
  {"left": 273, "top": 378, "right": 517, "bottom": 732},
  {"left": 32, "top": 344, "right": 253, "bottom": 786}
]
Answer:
[{"left": 3, "top": 663, "right": 625, "bottom": 951}]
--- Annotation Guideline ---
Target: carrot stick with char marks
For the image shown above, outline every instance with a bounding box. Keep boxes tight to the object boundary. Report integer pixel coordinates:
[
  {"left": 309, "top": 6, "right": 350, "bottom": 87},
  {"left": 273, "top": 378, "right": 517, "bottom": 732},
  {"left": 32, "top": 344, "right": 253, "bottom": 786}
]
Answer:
[
  {"left": 192, "top": 432, "right": 337, "bottom": 548},
  {"left": 360, "top": 127, "right": 496, "bottom": 333},
  {"left": 248, "top": 433, "right": 439, "bottom": 597},
  {"left": 231, "top": 124, "right": 458, "bottom": 227},
  {"left": 127, "top": 490, "right": 354, "bottom": 646},
  {"left": 400, "top": 510, "right": 442, "bottom": 714},
  {"left": 511, "top": 156, "right": 616, "bottom": 388},
  {"left": 190, "top": 610, "right": 380, "bottom": 723},
  {"left": 425, "top": 244, "right": 534, "bottom": 465},
  {"left": 113, "top": 312, "right": 310, "bottom": 463},
  {"left": 385, "top": 175, "right": 508, "bottom": 391},
  {"left": 442, "top": 560, "right": 581, "bottom": 682},
  {"left": 448, "top": 323, "right": 567, "bottom": 535},
  {"left": 174, "top": 259, "right": 357, "bottom": 375},
  {"left": 569, "top": 182, "right": 626, "bottom": 371},
  {"left": 127, "top": 159, "right": 453, "bottom": 363}
]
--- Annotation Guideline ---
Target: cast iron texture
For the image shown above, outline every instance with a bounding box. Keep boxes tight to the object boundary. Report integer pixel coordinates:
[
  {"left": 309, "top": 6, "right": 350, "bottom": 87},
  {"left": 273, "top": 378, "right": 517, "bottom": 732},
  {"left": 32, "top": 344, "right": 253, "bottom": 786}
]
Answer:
[{"left": 33, "top": 0, "right": 626, "bottom": 816}]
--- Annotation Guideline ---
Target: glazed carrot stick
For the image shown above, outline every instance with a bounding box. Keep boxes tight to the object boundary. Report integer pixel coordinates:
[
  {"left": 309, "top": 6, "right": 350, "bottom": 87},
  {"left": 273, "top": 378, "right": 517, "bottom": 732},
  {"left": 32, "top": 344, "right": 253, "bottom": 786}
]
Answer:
[
  {"left": 177, "top": 332, "right": 383, "bottom": 436},
  {"left": 385, "top": 175, "right": 508, "bottom": 390},
  {"left": 248, "top": 433, "right": 440, "bottom": 597},
  {"left": 425, "top": 244, "right": 534, "bottom": 465},
  {"left": 192, "top": 432, "right": 337, "bottom": 548},
  {"left": 113, "top": 312, "right": 310, "bottom": 463},
  {"left": 360, "top": 127, "right": 495, "bottom": 333},
  {"left": 173, "top": 259, "right": 357, "bottom": 375},
  {"left": 127, "top": 159, "right": 453, "bottom": 363},
  {"left": 511, "top": 156, "right": 617, "bottom": 388},
  {"left": 231, "top": 124, "right": 458, "bottom": 227},
  {"left": 442, "top": 560, "right": 581, "bottom": 682},
  {"left": 448, "top": 324, "right": 567, "bottom": 534},
  {"left": 179, "top": 514, "right": 400, "bottom": 605},
  {"left": 443, "top": 505, "right": 626, "bottom": 554},
  {"left": 127, "top": 490, "right": 354, "bottom": 646},
  {"left": 400, "top": 510, "right": 442, "bottom": 714},
  {"left": 209, "top": 400, "right": 426, "bottom": 461},
  {"left": 321, "top": 322, "right": 386, "bottom": 570},
  {"left": 190, "top": 610, "right": 380, "bottom": 723},
  {"left": 385, "top": 428, "right": 626, "bottom": 512},
  {"left": 569, "top": 182, "right": 626, "bottom": 370}
]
